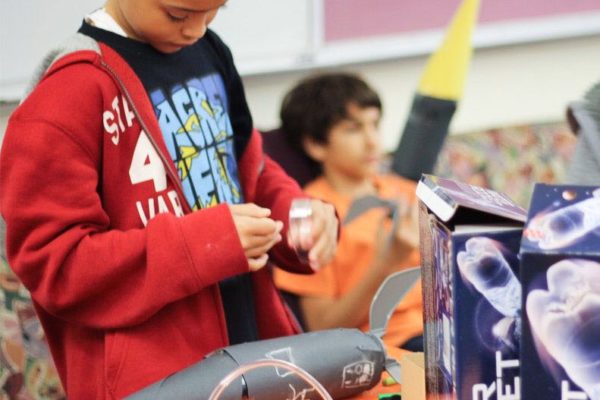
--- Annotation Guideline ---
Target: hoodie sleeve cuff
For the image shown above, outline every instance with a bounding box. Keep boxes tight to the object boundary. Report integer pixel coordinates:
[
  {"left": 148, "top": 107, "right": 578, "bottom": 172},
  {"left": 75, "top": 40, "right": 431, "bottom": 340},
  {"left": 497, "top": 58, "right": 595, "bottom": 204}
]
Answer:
[{"left": 177, "top": 204, "right": 249, "bottom": 288}]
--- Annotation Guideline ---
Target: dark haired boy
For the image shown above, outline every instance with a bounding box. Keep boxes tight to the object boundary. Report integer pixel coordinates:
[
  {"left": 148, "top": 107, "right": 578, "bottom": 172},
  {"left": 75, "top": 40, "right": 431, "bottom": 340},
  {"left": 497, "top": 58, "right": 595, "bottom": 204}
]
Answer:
[{"left": 274, "top": 73, "right": 423, "bottom": 351}]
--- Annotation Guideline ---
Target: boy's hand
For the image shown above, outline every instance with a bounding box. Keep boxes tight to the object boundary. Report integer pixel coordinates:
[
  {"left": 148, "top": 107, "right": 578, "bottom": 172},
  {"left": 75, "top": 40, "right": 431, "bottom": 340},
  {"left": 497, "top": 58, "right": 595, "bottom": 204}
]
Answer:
[
  {"left": 229, "top": 203, "right": 283, "bottom": 271},
  {"left": 372, "top": 199, "right": 419, "bottom": 277},
  {"left": 289, "top": 199, "right": 338, "bottom": 271},
  {"left": 394, "top": 200, "right": 420, "bottom": 249}
]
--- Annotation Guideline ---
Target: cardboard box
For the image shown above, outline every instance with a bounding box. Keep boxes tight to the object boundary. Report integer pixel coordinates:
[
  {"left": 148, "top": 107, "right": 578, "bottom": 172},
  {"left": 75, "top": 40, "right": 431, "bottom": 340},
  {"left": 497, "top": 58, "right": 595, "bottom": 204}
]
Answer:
[
  {"left": 416, "top": 175, "right": 525, "bottom": 400},
  {"left": 520, "top": 184, "right": 600, "bottom": 400},
  {"left": 402, "top": 352, "right": 426, "bottom": 400}
]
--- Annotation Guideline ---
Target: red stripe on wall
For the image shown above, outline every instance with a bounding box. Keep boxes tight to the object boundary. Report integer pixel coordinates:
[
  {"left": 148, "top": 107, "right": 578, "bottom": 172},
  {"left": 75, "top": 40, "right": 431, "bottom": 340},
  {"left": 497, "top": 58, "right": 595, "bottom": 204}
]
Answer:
[{"left": 324, "top": 0, "right": 600, "bottom": 42}]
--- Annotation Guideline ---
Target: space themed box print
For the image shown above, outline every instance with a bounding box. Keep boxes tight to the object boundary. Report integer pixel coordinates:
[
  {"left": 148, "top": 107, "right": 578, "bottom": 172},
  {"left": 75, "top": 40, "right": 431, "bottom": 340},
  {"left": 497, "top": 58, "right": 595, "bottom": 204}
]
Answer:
[
  {"left": 520, "top": 183, "right": 600, "bottom": 400},
  {"left": 417, "top": 174, "right": 526, "bottom": 400}
]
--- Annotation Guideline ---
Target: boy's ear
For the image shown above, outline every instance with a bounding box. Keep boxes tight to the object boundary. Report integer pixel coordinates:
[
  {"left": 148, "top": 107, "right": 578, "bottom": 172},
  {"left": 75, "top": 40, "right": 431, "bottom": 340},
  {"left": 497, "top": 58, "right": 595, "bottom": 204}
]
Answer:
[{"left": 302, "top": 136, "right": 327, "bottom": 162}]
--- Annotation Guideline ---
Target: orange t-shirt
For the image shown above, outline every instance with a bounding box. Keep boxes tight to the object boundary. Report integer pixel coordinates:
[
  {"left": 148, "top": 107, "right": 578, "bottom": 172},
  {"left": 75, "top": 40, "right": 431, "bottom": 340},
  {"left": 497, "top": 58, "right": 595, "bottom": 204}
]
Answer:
[{"left": 274, "top": 175, "right": 423, "bottom": 347}]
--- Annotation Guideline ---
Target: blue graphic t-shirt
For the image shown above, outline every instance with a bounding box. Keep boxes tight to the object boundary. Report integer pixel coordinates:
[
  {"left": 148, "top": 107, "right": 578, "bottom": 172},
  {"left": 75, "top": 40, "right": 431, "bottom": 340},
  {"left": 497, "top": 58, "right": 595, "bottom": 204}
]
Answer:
[
  {"left": 80, "top": 23, "right": 258, "bottom": 345},
  {"left": 150, "top": 75, "right": 242, "bottom": 209}
]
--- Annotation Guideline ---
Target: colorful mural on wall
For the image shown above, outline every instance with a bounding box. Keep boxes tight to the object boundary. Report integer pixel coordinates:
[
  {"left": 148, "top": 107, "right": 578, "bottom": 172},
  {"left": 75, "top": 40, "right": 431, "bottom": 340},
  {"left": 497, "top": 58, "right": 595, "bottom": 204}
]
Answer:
[{"left": 435, "top": 122, "right": 577, "bottom": 207}]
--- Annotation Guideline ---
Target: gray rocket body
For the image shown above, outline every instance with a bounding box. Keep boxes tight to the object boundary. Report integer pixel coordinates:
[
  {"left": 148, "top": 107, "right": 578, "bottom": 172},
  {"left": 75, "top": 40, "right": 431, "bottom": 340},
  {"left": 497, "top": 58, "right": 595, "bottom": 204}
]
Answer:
[
  {"left": 127, "top": 264, "right": 421, "bottom": 400},
  {"left": 127, "top": 329, "right": 385, "bottom": 399}
]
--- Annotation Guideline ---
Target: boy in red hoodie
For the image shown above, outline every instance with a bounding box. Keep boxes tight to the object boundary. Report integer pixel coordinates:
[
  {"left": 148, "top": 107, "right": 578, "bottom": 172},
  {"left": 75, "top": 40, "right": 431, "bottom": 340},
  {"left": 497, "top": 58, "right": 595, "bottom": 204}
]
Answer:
[{"left": 0, "top": 1, "right": 337, "bottom": 398}]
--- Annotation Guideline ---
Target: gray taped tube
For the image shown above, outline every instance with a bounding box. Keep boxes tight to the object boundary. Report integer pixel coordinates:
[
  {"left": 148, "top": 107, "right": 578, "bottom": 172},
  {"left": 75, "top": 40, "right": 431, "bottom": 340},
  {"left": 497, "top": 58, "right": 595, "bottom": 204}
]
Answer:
[{"left": 126, "top": 328, "right": 386, "bottom": 400}]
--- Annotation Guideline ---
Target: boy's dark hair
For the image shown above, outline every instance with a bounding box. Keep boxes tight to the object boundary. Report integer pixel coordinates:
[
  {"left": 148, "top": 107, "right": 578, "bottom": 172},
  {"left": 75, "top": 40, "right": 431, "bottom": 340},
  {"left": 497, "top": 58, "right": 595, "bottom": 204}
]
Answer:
[{"left": 279, "top": 72, "right": 382, "bottom": 156}]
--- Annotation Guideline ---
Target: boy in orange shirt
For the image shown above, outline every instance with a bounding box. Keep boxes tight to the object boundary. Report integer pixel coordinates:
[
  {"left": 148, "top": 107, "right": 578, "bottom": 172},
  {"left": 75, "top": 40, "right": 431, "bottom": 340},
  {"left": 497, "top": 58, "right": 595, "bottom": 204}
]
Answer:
[{"left": 273, "top": 73, "right": 423, "bottom": 350}]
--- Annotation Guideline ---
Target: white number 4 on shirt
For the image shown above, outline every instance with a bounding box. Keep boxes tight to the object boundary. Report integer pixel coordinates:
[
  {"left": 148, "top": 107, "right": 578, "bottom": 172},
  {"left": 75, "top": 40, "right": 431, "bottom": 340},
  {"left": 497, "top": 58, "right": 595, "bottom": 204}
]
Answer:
[{"left": 129, "top": 131, "right": 167, "bottom": 192}]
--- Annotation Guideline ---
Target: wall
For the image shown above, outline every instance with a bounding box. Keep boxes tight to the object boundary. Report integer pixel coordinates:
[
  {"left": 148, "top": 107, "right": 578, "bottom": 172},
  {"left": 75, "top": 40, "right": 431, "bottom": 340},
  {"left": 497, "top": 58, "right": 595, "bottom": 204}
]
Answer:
[
  {"left": 242, "top": 34, "right": 600, "bottom": 150},
  {"left": 2, "top": 0, "right": 600, "bottom": 150}
]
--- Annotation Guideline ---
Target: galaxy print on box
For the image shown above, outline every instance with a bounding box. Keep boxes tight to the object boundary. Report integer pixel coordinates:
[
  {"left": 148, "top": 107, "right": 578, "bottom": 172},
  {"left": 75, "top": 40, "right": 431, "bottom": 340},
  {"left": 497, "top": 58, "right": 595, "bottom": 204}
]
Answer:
[
  {"left": 521, "top": 184, "right": 600, "bottom": 400},
  {"left": 417, "top": 174, "right": 526, "bottom": 400}
]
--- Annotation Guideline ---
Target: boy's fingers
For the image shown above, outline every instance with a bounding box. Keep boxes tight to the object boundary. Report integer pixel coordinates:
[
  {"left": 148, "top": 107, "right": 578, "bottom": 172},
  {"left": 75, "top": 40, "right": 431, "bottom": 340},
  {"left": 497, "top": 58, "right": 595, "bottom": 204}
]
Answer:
[
  {"left": 309, "top": 200, "right": 336, "bottom": 243},
  {"left": 229, "top": 203, "right": 271, "bottom": 218},
  {"left": 395, "top": 196, "right": 409, "bottom": 214},
  {"left": 242, "top": 233, "right": 275, "bottom": 251},
  {"left": 308, "top": 206, "right": 338, "bottom": 269},
  {"left": 246, "top": 217, "right": 281, "bottom": 236},
  {"left": 236, "top": 215, "right": 281, "bottom": 236},
  {"left": 248, "top": 254, "right": 269, "bottom": 272},
  {"left": 376, "top": 212, "right": 390, "bottom": 242},
  {"left": 245, "top": 233, "right": 283, "bottom": 258},
  {"left": 287, "top": 198, "right": 337, "bottom": 268},
  {"left": 308, "top": 230, "right": 337, "bottom": 271},
  {"left": 390, "top": 201, "right": 419, "bottom": 249}
]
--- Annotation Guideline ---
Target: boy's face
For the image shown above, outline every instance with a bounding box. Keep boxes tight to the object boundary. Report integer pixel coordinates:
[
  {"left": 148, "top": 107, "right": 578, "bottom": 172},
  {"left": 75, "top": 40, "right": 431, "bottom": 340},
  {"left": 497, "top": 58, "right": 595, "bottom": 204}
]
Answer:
[
  {"left": 106, "top": 0, "right": 227, "bottom": 53},
  {"left": 307, "top": 103, "right": 382, "bottom": 183}
]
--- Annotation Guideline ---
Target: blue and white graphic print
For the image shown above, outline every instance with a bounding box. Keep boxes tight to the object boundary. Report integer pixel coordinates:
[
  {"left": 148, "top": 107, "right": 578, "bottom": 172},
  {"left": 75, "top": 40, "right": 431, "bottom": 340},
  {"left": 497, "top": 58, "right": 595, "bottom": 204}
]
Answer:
[{"left": 151, "top": 74, "right": 243, "bottom": 210}]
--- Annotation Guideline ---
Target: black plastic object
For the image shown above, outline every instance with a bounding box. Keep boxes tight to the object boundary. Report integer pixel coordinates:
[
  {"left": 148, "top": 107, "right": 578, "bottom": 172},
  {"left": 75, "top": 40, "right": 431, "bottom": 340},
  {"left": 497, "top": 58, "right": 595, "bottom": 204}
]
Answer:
[{"left": 391, "top": 94, "right": 456, "bottom": 182}]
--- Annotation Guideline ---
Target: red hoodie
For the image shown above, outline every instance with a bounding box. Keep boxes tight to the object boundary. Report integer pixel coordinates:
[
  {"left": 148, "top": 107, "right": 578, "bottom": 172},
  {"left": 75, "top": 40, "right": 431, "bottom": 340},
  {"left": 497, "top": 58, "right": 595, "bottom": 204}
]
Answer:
[{"left": 0, "top": 41, "right": 311, "bottom": 398}]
